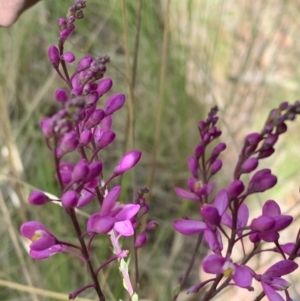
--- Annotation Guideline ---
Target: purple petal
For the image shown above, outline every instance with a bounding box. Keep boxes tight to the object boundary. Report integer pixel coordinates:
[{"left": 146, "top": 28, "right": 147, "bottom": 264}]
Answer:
[
  {"left": 261, "top": 283, "right": 284, "bottom": 301},
  {"left": 281, "top": 243, "right": 300, "bottom": 256},
  {"left": 202, "top": 254, "right": 225, "bottom": 274},
  {"left": 221, "top": 212, "right": 232, "bottom": 229},
  {"left": 29, "top": 245, "right": 65, "bottom": 260},
  {"left": 267, "top": 277, "right": 290, "bottom": 290},
  {"left": 273, "top": 215, "right": 293, "bottom": 231},
  {"left": 201, "top": 205, "right": 221, "bottom": 226},
  {"left": 77, "top": 189, "right": 95, "bottom": 207},
  {"left": 237, "top": 203, "right": 249, "bottom": 228},
  {"left": 174, "top": 187, "right": 199, "bottom": 201},
  {"left": 114, "top": 220, "right": 134, "bottom": 236},
  {"left": 114, "top": 150, "right": 142, "bottom": 176},
  {"left": 213, "top": 189, "right": 228, "bottom": 216},
  {"left": 104, "top": 93, "right": 126, "bottom": 115},
  {"left": 90, "top": 216, "right": 115, "bottom": 234},
  {"left": 259, "top": 231, "right": 279, "bottom": 243},
  {"left": 265, "top": 260, "right": 298, "bottom": 277},
  {"left": 114, "top": 204, "right": 140, "bottom": 221},
  {"left": 97, "top": 78, "right": 113, "bottom": 97},
  {"left": 101, "top": 186, "right": 121, "bottom": 215},
  {"left": 28, "top": 190, "right": 51, "bottom": 206},
  {"left": 232, "top": 264, "right": 252, "bottom": 288},
  {"left": 204, "top": 229, "right": 223, "bottom": 253},
  {"left": 251, "top": 215, "right": 275, "bottom": 232},
  {"left": 30, "top": 236, "right": 56, "bottom": 251},
  {"left": 173, "top": 219, "right": 207, "bottom": 235},
  {"left": 188, "top": 156, "right": 198, "bottom": 178},
  {"left": 263, "top": 200, "right": 281, "bottom": 216},
  {"left": 20, "top": 221, "right": 50, "bottom": 239}
]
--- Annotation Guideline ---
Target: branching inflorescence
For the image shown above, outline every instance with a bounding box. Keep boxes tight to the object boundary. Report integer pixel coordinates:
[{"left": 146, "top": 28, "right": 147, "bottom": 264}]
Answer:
[
  {"left": 20, "top": 1, "right": 156, "bottom": 301},
  {"left": 19, "top": 1, "right": 300, "bottom": 301},
  {"left": 173, "top": 105, "right": 300, "bottom": 301}
]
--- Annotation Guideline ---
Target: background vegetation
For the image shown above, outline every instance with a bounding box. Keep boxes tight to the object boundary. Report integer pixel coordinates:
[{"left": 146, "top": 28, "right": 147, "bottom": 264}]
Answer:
[{"left": 0, "top": 0, "right": 300, "bottom": 300}]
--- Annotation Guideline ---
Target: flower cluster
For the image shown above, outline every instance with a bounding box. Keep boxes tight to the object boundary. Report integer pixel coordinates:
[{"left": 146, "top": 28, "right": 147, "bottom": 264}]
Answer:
[
  {"left": 173, "top": 104, "right": 300, "bottom": 301},
  {"left": 20, "top": 2, "right": 156, "bottom": 300}
]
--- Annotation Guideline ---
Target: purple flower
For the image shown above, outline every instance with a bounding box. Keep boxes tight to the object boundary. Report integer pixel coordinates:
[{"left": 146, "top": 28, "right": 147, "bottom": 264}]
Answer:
[
  {"left": 87, "top": 186, "right": 140, "bottom": 236},
  {"left": 202, "top": 254, "right": 253, "bottom": 288},
  {"left": 20, "top": 221, "right": 64, "bottom": 259},
  {"left": 256, "top": 260, "right": 298, "bottom": 301},
  {"left": 114, "top": 150, "right": 142, "bottom": 176},
  {"left": 250, "top": 200, "right": 293, "bottom": 242}
]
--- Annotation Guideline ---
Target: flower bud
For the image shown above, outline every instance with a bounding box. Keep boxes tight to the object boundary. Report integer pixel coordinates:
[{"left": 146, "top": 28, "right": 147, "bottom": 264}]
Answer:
[
  {"left": 241, "top": 157, "right": 258, "bottom": 173},
  {"left": 58, "top": 162, "right": 73, "bottom": 185},
  {"left": 90, "top": 109, "right": 105, "bottom": 126},
  {"left": 97, "top": 78, "right": 113, "bottom": 96},
  {"left": 104, "top": 94, "right": 126, "bottom": 115},
  {"left": 61, "top": 190, "right": 78, "bottom": 208},
  {"left": 201, "top": 205, "right": 221, "bottom": 225},
  {"left": 55, "top": 89, "right": 68, "bottom": 103},
  {"left": 77, "top": 56, "right": 93, "bottom": 71},
  {"left": 248, "top": 169, "right": 277, "bottom": 193},
  {"left": 194, "top": 144, "right": 204, "bottom": 158},
  {"left": 96, "top": 131, "right": 115, "bottom": 149},
  {"left": 48, "top": 45, "right": 60, "bottom": 68},
  {"left": 87, "top": 161, "right": 103, "bottom": 180},
  {"left": 40, "top": 117, "right": 54, "bottom": 138},
  {"left": 263, "top": 134, "right": 278, "bottom": 149},
  {"left": 80, "top": 129, "right": 92, "bottom": 145},
  {"left": 188, "top": 156, "right": 198, "bottom": 178},
  {"left": 59, "top": 131, "right": 79, "bottom": 154},
  {"left": 88, "top": 216, "right": 115, "bottom": 234},
  {"left": 210, "top": 159, "right": 222, "bottom": 175},
  {"left": 61, "top": 52, "right": 75, "bottom": 63},
  {"left": 245, "top": 133, "right": 262, "bottom": 145},
  {"left": 276, "top": 122, "right": 287, "bottom": 134},
  {"left": 146, "top": 220, "right": 159, "bottom": 230},
  {"left": 227, "top": 180, "right": 244, "bottom": 198},
  {"left": 134, "top": 232, "right": 147, "bottom": 248},
  {"left": 114, "top": 150, "right": 142, "bottom": 176},
  {"left": 258, "top": 148, "right": 275, "bottom": 159},
  {"left": 28, "top": 191, "right": 51, "bottom": 206},
  {"left": 86, "top": 91, "right": 99, "bottom": 107},
  {"left": 72, "top": 159, "right": 89, "bottom": 182},
  {"left": 251, "top": 216, "right": 275, "bottom": 232},
  {"left": 60, "top": 28, "right": 71, "bottom": 40}
]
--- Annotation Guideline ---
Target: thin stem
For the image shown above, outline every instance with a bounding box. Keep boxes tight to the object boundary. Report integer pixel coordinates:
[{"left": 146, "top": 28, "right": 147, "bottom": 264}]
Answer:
[{"left": 171, "top": 233, "right": 203, "bottom": 301}]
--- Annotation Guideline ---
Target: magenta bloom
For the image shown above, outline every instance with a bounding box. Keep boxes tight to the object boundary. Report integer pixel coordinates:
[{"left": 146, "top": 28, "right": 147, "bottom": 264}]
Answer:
[
  {"left": 250, "top": 200, "right": 292, "bottom": 242},
  {"left": 202, "top": 254, "right": 253, "bottom": 288},
  {"left": 256, "top": 260, "right": 298, "bottom": 301},
  {"left": 87, "top": 186, "right": 140, "bottom": 236},
  {"left": 20, "top": 221, "right": 64, "bottom": 259}
]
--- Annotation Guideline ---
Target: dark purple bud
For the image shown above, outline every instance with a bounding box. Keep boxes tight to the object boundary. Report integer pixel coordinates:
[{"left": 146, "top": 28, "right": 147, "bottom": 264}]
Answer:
[
  {"left": 241, "top": 157, "right": 258, "bottom": 173},
  {"left": 96, "top": 131, "right": 116, "bottom": 149},
  {"left": 249, "top": 233, "right": 261, "bottom": 244},
  {"left": 251, "top": 216, "right": 275, "bottom": 232},
  {"left": 72, "top": 159, "right": 89, "bottom": 181},
  {"left": 86, "top": 91, "right": 99, "bottom": 107},
  {"left": 254, "top": 174, "right": 277, "bottom": 193},
  {"left": 227, "top": 180, "right": 245, "bottom": 198},
  {"left": 201, "top": 205, "right": 221, "bottom": 225},
  {"left": 258, "top": 147, "right": 275, "bottom": 159},
  {"left": 276, "top": 122, "right": 287, "bottom": 134},
  {"left": 146, "top": 220, "right": 159, "bottom": 231},
  {"left": 141, "top": 204, "right": 150, "bottom": 214},
  {"left": 198, "top": 120, "right": 206, "bottom": 130},
  {"left": 60, "top": 28, "right": 71, "bottom": 40},
  {"left": 279, "top": 102, "right": 289, "bottom": 110},
  {"left": 48, "top": 45, "right": 60, "bottom": 68},
  {"left": 97, "top": 78, "right": 113, "bottom": 96},
  {"left": 245, "top": 133, "right": 262, "bottom": 145},
  {"left": 210, "top": 159, "right": 222, "bottom": 175},
  {"left": 210, "top": 143, "right": 226, "bottom": 161},
  {"left": 55, "top": 89, "right": 68, "bottom": 103},
  {"left": 134, "top": 232, "right": 147, "bottom": 248},
  {"left": 61, "top": 52, "right": 75, "bottom": 63},
  {"left": 40, "top": 117, "right": 54, "bottom": 138},
  {"left": 28, "top": 191, "right": 51, "bottom": 206},
  {"left": 67, "top": 23, "right": 75, "bottom": 32},
  {"left": 61, "top": 190, "right": 78, "bottom": 208},
  {"left": 263, "top": 134, "right": 278, "bottom": 149},
  {"left": 188, "top": 156, "right": 198, "bottom": 178},
  {"left": 250, "top": 169, "right": 271, "bottom": 183},
  {"left": 194, "top": 144, "right": 204, "bottom": 158},
  {"left": 114, "top": 150, "right": 142, "bottom": 176},
  {"left": 77, "top": 56, "right": 93, "bottom": 71},
  {"left": 80, "top": 129, "right": 92, "bottom": 145},
  {"left": 104, "top": 94, "right": 126, "bottom": 115},
  {"left": 60, "top": 131, "right": 79, "bottom": 154},
  {"left": 203, "top": 133, "right": 211, "bottom": 143},
  {"left": 87, "top": 161, "right": 103, "bottom": 180}
]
